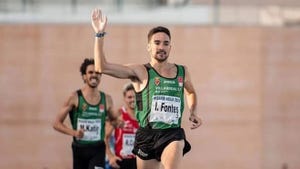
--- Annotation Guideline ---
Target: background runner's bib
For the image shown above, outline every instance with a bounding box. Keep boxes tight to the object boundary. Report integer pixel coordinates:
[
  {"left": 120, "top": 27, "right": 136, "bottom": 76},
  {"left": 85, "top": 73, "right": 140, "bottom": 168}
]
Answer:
[
  {"left": 69, "top": 90, "right": 107, "bottom": 145},
  {"left": 135, "top": 64, "right": 185, "bottom": 129},
  {"left": 120, "top": 133, "right": 135, "bottom": 156},
  {"left": 77, "top": 118, "right": 101, "bottom": 141},
  {"left": 114, "top": 107, "right": 139, "bottom": 159}
]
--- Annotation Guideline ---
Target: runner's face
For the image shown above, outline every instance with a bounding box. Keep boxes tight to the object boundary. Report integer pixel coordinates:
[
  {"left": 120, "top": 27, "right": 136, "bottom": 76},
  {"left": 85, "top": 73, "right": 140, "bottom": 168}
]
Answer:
[
  {"left": 83, "top": 65, "right": 101, "bottom": 88},
  {"left": 148, "top": 32, "right": 171, "bottom": 63},
  {"left": 124, "top": 90, "right": 135, "bottom": 109}
]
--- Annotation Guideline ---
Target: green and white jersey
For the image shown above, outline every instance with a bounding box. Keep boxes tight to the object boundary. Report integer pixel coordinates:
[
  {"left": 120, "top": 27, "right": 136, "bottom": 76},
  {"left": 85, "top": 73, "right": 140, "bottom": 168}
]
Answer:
[
  {"left": 69, "top": 90, "right": 107, "bottom": 145},
  {"left": 135, "top": 63, "right": 185, "bottom": 129}
]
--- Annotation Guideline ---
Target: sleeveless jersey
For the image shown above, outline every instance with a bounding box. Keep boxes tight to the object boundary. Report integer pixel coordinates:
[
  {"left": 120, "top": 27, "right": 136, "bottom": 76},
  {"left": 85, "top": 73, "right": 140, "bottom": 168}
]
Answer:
[
  {"left": 135, "top": 63, "right": 185, "bottom": 129},
  {"left": 69, "top": 90, "right": 107, "bottom": 145},
  {"left": 114, "top": 107, "right": 139, "bottom": 159}
]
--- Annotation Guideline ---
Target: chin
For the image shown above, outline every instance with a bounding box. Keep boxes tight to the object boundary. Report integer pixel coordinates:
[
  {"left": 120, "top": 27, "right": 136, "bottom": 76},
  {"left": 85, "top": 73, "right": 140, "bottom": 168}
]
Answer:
[
  {"left": 88, "top": 84, "right": 98, "bottom": 88},
  {"left": 157, "top": 59, "right": 167, "bottom": 63},
  {"left": 155, "top": 57, "right": 168, "bottom": 62},
  {"left": 129, "top": 104, "right": 135, "bottom": 109}
]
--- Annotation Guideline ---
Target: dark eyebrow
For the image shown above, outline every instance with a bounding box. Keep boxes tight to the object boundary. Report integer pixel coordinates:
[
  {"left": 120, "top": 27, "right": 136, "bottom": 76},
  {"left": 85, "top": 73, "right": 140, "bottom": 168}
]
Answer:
[
  {"left": 87, "top": 70, "right": 101, "bottom": 75},
  {"left": 154, "top": 39, "right": 169, "bottom": 42}
]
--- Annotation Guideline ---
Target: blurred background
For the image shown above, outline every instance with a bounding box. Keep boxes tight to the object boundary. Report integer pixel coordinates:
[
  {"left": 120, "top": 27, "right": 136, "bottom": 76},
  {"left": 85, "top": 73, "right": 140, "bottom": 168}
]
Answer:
[{"left": 0, "top": 0, "right": 299, "bottom": 169}]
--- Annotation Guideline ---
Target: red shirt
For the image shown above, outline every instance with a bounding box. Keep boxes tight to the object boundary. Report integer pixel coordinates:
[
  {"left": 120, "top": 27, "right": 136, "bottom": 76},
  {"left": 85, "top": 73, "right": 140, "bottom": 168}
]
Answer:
[{"left": 114, "top": 107, "right": 139, "bottom": 159}]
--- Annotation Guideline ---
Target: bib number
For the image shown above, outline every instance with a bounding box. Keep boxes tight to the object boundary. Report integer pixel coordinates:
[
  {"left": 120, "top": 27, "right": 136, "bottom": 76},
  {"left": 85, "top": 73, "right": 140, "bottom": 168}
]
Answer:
[
  {"left": 150, "top": 95, "right": 181, "bottom": 124},
  {"left": 77, "top": 118, "right": 101, "bottom": 141},
  {"left": 120, "top": 134, "right": 135, "bottom": 157}
]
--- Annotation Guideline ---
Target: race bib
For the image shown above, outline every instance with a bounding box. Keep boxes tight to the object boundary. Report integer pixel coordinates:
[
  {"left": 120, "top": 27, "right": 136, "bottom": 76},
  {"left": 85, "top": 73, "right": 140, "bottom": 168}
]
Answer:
[
  {"left": 120, "top": 134, "right": 135, "bottom": 157},
  {"left": 150, "top": 95, "right": 181, "bottom": 124},
  {"left": 77, "top": 118, "right": 101, "bottom": 141}
]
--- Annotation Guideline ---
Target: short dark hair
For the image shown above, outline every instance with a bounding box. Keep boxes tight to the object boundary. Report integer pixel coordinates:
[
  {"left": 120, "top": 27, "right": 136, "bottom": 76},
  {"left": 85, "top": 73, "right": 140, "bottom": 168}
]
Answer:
[
  {"left": 147, "top": 26, "right": 171, "bottom": 42},
  {"left": 123, "top": 83, "right": 134, "bottom": 96},
  {"left": 80, "top": 58, "right": 94, "bottom": 75}
]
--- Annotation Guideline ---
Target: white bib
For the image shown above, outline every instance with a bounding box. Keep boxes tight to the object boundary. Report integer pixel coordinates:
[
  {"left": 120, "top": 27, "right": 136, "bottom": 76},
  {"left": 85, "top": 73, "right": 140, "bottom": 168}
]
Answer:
[
  {"left": 150, "top": 95, "right": 181, "bottom": 124},
  {"left": 120, "top": 133, "right": 135, "bottom": 157},
  {"left": 77, "top": 118, "right": 101, "bottom": 141}
]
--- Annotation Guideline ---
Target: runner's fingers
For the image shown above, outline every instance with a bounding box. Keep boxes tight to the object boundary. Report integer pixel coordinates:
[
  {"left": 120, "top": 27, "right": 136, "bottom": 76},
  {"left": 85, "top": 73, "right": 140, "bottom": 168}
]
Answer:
[
  {"left": 191, "top": 123, "right": 200, "bottom": 129},
  {"left": 111, "top": 162, "right": 120, "bottom": 169},
  {"left": 191, "top": 123, "right": 196, "bottom": 129},
  {"left": 78, "top": 129, "right": 84, "bottom": 138},
  {"left": 190, "top": 118, "right": 202, "bottom": 129}
]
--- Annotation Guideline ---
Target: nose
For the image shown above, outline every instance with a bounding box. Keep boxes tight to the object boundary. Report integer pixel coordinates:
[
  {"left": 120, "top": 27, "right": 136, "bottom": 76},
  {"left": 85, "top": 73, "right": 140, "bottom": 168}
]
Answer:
[{"left": 158, "top": 44, "right": 164, "bottom": 49}]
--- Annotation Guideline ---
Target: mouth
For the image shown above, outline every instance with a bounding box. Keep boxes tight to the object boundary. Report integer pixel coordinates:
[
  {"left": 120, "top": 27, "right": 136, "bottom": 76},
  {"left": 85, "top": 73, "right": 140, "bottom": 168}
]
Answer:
[
  {"left": 156, "top": 51, "right": 166, "bottom": 55},
  {"left": 90, "top": 77, "right": 98, "bottom": 83},
  {"left": 130, "top": 102, "right": 135, "bottom": 108}
]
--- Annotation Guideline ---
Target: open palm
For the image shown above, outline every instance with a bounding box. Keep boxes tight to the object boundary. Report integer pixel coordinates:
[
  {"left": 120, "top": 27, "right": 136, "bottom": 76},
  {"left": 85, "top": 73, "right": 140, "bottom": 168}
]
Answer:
[{"left": 91, "top": 8, "right": 107, "bottom": 33}]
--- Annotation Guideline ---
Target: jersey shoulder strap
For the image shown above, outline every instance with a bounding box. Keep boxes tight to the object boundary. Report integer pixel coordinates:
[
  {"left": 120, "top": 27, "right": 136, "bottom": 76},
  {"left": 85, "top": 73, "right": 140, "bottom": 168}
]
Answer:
[
  {"left": 144, "top": 63, "right": 151, "bottom": 71},
  {"left": 76, "top": 89, "right": 82, "bottom": 97}
]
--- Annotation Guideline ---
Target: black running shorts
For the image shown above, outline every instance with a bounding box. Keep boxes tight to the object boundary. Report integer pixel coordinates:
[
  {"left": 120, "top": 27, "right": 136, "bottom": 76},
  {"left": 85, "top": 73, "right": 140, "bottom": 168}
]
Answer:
[
  {"left": 72, "top": 141, "right": 106, "bottom": 169},
  {"left": 132, "top": 127, "right": 191, "bottom": 161},
  {"left": 111, "top": 158, "right": 137, "bottom": 169}
]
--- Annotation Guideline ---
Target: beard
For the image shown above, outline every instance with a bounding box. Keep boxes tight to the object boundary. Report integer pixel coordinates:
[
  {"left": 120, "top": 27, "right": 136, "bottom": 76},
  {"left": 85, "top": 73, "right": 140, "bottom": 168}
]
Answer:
[
  {"left": 155, "top": 50, "right": 168, "bottom": 62},
  {"left": 87, "top": 77, "right": 99, "bottom": 88},
  {"left": 87, "top": 83, "right": 98, "bottom": 88}
]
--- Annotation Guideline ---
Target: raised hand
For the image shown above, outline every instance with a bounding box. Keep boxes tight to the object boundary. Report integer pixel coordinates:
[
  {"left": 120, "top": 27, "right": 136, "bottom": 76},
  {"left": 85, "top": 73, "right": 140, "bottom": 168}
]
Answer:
[
  {"left": 91, "top": 8, "right": 107, "bottom": 33},
  {"left": 189, "top": 114, "right": 202, "bottom": 129}
]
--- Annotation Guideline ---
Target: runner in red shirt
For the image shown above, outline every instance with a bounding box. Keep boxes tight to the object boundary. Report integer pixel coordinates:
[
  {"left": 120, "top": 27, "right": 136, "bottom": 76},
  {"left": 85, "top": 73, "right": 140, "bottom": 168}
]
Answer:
[{"left": 105, "top": 83, "right": 139, "bottom": 169}]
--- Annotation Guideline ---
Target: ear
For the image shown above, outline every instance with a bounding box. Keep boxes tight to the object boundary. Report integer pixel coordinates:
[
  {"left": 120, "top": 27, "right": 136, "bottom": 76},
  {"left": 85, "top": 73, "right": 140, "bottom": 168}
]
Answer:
[
  {"left": 147, "top": 44, "right": 151, "bottom": 52},
  {"left": 82, "top": 75, "right": 87, "bottom": 83}
]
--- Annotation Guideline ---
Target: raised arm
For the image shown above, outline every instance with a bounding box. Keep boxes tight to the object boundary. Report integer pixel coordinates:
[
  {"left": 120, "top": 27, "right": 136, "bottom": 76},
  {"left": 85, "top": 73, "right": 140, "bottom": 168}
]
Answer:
[
  {"left": 184, "top": 66, "right": 202, "bottom": 129},
  {"left": 91, "top": 8, "right": 140, "bottom": 81}
]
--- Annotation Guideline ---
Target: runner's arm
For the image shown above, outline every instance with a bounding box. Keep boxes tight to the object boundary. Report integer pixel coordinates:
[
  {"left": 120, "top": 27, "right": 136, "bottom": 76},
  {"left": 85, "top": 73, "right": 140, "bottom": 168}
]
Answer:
[
  {"left": 105, "top": 94, "right": 123, "bottom": 127},
  {"left": 184, "top": 66, "right": 202, "bottom": 129},
  {"left": 92, "top": 8, "right": 140, "bottom": 81},
  {"left": 105, "top": 121, "right": 122, "bottom": 168},
  {"left": 53, "top": 92, "right": 84, "bottom": 138}
]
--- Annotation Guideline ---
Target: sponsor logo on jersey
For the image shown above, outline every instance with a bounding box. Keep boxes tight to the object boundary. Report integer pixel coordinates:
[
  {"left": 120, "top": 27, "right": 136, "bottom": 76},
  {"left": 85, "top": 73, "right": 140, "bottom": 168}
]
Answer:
[
  {"left": 178, "top": 76, "right": 183, "bottom": 87},
  {"left": 99, "top": 104, "right": 105, "bottom": 113},
  {"left": 154, "top": 77, "right": 160, "bottom": 86},
  {"left": 82, "top": 103, "right": 88, "bottom": 111}
]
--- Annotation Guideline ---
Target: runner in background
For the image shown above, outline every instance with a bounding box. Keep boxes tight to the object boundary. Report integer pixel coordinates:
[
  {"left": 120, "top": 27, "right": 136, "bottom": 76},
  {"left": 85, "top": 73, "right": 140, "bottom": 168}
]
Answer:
[
  {"left": 53, "top": 58, "right": 120, "bottom": 169},
  {"left": 105, "top": 83, "right": 139, "bottom": 169}
]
